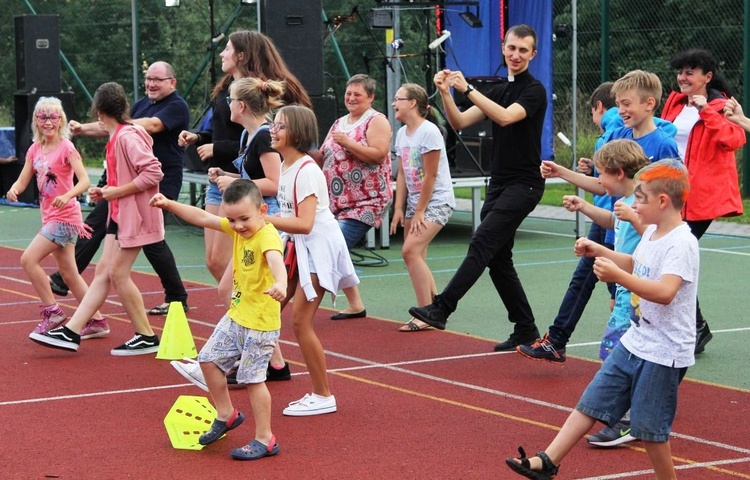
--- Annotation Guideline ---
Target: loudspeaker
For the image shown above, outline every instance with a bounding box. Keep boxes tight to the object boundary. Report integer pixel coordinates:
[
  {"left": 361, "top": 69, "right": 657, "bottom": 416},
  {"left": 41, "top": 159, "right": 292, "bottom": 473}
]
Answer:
[
  {"left": 14, "top": 15, "right": 61, "bottom": 93},
  {"left": 260, "top": 0, "right": 324, "bottom": 97},
  {"left": 311, "top": 94, "right": 338, "bottom": 145},
  {"left": 447, "top": 76, "right": 502, "bottom": 177},
  {"left": 451, "top": 135, "right": 492, "bottom": 177}
]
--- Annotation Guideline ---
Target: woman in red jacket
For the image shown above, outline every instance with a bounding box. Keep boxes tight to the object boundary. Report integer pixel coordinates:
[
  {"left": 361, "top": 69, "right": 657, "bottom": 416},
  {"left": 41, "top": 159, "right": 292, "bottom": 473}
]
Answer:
[{"left": 661, "top": 49, "right": 746, "bottom": 354}]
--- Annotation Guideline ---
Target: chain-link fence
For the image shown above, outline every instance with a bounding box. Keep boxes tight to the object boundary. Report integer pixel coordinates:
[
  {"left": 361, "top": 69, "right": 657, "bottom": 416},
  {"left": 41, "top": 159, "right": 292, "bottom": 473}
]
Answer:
[{"left": 0, "top": 0, "right": 747, "bottom": 191}]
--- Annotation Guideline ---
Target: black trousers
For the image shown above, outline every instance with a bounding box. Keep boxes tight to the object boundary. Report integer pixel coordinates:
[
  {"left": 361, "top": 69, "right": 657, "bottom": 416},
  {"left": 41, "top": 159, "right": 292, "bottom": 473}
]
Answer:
[
  {"left": 50, "top": 200, "right": 188, "bottom": 304},
  {"left": 440, "top": 181, "right": 544, "bottom": 333}
]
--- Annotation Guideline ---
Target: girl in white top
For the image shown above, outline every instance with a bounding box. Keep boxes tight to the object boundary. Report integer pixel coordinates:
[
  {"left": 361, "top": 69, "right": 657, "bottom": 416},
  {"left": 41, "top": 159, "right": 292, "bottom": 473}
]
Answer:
[
  {"left": 390, "top": 84, "right": 455, "bottom": 332},
  {"left": 264, "top": 105, "right": 359, "bottom": 416}
]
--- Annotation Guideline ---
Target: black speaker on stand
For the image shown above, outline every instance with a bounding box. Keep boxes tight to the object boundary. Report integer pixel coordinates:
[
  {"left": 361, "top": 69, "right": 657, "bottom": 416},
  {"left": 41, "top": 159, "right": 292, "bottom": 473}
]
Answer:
[
  {"left": 447, "top": 77, "right": 503, "bottom": 177},
  {"left": 15, "top": 15, "right": 61, "bottom": 93},
  {"left": 311, "top": 94, "right": 338, "bottom": 145},
  {"left": 260, "top": 0, "right": 324, "bottom": 97}
]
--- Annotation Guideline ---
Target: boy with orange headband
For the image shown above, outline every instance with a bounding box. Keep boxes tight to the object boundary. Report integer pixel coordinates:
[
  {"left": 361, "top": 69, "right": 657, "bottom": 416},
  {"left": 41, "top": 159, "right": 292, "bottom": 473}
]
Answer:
[{"left": 506, "top": 158, "right": 698, "bottom": 480}]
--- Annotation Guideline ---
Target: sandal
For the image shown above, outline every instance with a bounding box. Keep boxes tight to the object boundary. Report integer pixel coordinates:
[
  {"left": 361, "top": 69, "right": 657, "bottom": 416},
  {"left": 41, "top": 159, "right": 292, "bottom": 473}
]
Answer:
[
  {"left": 505, "top": 446, "right": 559, "bottom": 479},
  {"left": 231, "top": 434, "right": 280, "bottom": 460},
  {"left": 198, "top": 408, "right": 245, "bottom": 446},
  {"left": 398, "top": 318, "right": 431, "bottom": 332},
  {"left": 147, "top": 303, "right": 188, "bottom": 316}
]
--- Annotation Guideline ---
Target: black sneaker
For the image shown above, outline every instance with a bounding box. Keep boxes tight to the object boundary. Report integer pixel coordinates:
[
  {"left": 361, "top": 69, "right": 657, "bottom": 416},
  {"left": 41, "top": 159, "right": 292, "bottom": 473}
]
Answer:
[
  {"left": 517, "top": 333, "right": 566, "bottom": 363},
  {"left": 494, "top": 328, "right": 540, "bottom": 352},
  {"left": 266, "top": 362, "right": 292, "bottom": 381},
  {"left": 695, "top": 321, "right": 713, "bottom": 354},
  {"left": 48, "top": 276, "right": 69, "bottom": 297},
  {"left": 29, "top": 326, "right": 80, "bottom": 352},
  {"left": 110, "top": 333, "right": 160, "bottom": 356},
  {"left": 587, "top": 420, "right": 636, "bottom": 447},
  {"left": 408, "top": 295, "right": 449, "bottom": 330}
]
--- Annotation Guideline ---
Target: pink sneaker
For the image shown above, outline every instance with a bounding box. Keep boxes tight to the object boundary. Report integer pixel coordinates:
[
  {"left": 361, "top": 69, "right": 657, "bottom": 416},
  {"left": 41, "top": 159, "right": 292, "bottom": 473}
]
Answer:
[
  {"left": 33, "top": 304, "right": 67, "bottom": 334},
  {"left": 80, "top": 317, "right": 110, "bottom": 340}
]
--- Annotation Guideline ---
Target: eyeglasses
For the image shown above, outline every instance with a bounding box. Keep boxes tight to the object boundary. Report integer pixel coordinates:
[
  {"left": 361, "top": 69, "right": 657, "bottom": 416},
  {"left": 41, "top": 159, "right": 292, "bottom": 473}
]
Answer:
[
  {"left": 226, "top": 96, "right": 239, "bottom": 106},
  {"left": 393, "top": 97, "right": 410, "bottom": 102},
  {"left": 36, "top": 114, "right": 61, "bottom": 123},
  {"left": 144, "top": 77, "right": 173, "bottom": 83},
  {"left": 269, "top": 123, "right": 286, "bottom": 132}
]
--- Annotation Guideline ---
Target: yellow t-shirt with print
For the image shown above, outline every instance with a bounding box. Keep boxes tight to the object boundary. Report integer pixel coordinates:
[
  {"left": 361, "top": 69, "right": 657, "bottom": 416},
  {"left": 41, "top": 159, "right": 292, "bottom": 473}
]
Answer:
[{"left": 220, "top": 219, "right": 283, "bottom": 331}]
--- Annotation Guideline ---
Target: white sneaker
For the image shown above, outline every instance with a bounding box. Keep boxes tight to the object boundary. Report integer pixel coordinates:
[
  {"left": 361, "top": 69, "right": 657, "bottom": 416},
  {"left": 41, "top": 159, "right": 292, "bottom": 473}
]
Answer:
[
  {"left": 170, "top": 358, "right": 208, "bottom": 392},
  {"left": 283, "top": 393, "right": 337, "bottom": 416}
]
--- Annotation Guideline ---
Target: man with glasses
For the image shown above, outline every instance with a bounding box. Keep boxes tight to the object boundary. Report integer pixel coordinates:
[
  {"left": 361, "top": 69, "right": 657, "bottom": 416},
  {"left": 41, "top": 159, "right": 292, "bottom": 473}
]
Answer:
[{"left": 48, "top": 61, "right": 190, "bottom": 320}]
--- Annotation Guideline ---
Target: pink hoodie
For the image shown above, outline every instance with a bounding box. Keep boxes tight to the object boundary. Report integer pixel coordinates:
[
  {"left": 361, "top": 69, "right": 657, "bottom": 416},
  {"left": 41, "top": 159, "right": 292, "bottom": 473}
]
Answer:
[{"left": 110, "top": 124, "right": 164, "bottom": 248}]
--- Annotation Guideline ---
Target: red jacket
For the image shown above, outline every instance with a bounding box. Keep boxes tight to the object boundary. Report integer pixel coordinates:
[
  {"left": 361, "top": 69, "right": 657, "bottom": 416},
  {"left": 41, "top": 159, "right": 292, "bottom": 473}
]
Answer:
[{"left": 661, "top": 91, "right": 745, "bottom": 221}]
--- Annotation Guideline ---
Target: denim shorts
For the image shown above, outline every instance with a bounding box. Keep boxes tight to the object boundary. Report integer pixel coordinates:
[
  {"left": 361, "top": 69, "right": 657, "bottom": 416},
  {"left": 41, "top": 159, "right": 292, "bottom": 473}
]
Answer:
[
  {"left": 205, "top": 181, "right": 223, "bottom": 206},
  {"left": 338, "top": 218, "right": 372, "bottom": 250},
  {"left": 40, "top": 222, "right": 78, "bottom": 247},
  {"left": 197, "top": 314, "right": 279, "bottom": 384},
  {"left": 576, "top": 342, "right": 686, "bottom": 442},
  {"left": 405, "top": 203, "right": 453, "bottom": 226}
]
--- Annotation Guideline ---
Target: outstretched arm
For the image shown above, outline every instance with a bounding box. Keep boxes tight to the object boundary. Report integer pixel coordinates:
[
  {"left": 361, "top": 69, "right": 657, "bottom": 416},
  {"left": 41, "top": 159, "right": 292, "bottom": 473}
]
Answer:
[{"left": 150, "top": 194, "right": 224, "bottom": 232}]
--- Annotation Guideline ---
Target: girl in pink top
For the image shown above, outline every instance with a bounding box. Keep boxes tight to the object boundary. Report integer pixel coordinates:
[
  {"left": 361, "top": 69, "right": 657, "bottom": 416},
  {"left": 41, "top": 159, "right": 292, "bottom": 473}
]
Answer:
[
  {"left": 30, "top": 83, "right": 165, "bottom": 356},
  {"left": 7, "top": 97, "right": 106, "bottom": 337}
]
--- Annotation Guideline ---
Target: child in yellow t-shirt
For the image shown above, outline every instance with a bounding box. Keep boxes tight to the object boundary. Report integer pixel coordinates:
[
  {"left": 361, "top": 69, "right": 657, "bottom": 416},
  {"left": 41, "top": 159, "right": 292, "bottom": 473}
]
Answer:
[{"left": 150, "top": 179, "right": 286, "bottom": 461}]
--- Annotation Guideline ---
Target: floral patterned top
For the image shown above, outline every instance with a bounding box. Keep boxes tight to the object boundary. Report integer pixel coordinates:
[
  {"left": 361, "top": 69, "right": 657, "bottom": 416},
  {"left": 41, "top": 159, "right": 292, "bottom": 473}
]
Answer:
[{"left": 321, "top": 108, "right": 392, "bottom": 228}]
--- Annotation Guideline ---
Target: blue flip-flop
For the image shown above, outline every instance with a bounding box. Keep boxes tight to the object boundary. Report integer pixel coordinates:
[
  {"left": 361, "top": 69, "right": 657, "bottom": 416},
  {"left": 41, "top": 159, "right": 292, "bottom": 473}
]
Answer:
[
  {"left": 199, "top": 408, "right": 244, "bottom": 445},
  {"left": 231, "top": 435, "right": 280, "bottom": 460}
]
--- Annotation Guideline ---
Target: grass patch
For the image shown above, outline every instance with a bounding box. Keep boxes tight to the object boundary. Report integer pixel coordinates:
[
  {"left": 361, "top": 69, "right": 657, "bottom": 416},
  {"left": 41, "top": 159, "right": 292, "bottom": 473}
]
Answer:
[{"left": 455, "top": 183, "right": 750, "bottom": 224}]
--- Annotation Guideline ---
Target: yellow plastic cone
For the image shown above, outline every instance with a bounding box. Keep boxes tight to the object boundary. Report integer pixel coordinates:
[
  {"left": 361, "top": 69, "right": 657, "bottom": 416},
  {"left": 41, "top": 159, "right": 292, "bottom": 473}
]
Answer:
[
  {"left": 156, "top": 301, "right": 197, "bottom": 360},
  {"left": 163, "top": 395, "right": 216, "bottom": 450}
]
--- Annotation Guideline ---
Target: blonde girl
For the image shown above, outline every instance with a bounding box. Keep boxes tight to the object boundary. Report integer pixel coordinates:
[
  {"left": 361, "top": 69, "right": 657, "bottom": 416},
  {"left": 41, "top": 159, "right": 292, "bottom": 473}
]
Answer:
[
  {"left": 389, "top": 84, "right": 455, "bottom": 332},
  {"left": 7, "top": 97, "right": 106, "bottom": 337}
]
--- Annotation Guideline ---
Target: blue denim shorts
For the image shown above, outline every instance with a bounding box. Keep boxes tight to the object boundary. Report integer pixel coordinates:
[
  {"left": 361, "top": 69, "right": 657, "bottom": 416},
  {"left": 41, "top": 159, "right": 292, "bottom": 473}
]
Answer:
[
  {"left": 197, "top": 314, "right": 279, "bottom": 384},
  {"left": 205, "top": 181, "right": 223, "bottom": 206},
  {"left": 40, "top": 222, "right": 78, "bottom": 247},
  {"left": 264, "top": 195, "right": 280, "bottom": 216},
  {"left": 337, "top": 218, "right": 372, "bottom": 250},
  {"left": 576, "top": 342, "right": 686, "bottom": 442}
]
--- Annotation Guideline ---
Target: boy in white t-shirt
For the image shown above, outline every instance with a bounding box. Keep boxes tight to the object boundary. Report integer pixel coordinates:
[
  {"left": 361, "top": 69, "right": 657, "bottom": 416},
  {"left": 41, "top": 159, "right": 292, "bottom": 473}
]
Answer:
[{"left": 506, "top": 158, "right": 698, "bottom": 480}]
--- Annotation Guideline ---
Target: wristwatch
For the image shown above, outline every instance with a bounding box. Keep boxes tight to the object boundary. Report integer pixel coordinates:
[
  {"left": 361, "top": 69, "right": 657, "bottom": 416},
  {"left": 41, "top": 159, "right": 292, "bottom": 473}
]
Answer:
[{"left": 463, "top": 84, "right": 476, "bottom": 95}]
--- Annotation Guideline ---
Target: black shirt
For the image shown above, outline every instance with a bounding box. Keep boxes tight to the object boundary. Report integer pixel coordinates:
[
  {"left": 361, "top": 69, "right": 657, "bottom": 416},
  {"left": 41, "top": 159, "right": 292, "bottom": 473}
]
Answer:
[{"left": 485, "top": 69, "right": 547, "bottom": 188}]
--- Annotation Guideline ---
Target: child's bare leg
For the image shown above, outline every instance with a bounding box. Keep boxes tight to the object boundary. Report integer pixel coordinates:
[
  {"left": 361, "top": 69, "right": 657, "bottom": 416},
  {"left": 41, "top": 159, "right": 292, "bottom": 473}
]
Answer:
[
  {"left": 109, "top": 241, "right": 153, "bottom": 336},
  {"left": 205, "top": 203, "right": 233, "bottom": 282},
  {"left": 402, "top": 220, "right": 443, "bottom": 306},
  {"left": 514, "top": 410, "right": 597, "bottom": 471},
  {"left": 201, "top": 362, "right": 234, "bottom": 420},
  {"left": 269, "top": 275, "right": 297, "bottom": 368},
  {"left": 64, "top": 235, "right": 116, "bottom": 332},
  {"left": 291, "top": 276, "right": 329, "bottom": 397},
  {"left": 53, "top": 244, "right": 104, "bottom": 319},
  {"left": 644, "top": 440, "right": 677, "bottom": 480},
  {"left": 21, "top": 234, "right": 61, "bottom": 306},
  {"left": 247, "top": 382, "right": 273, "bottom": 444}
]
